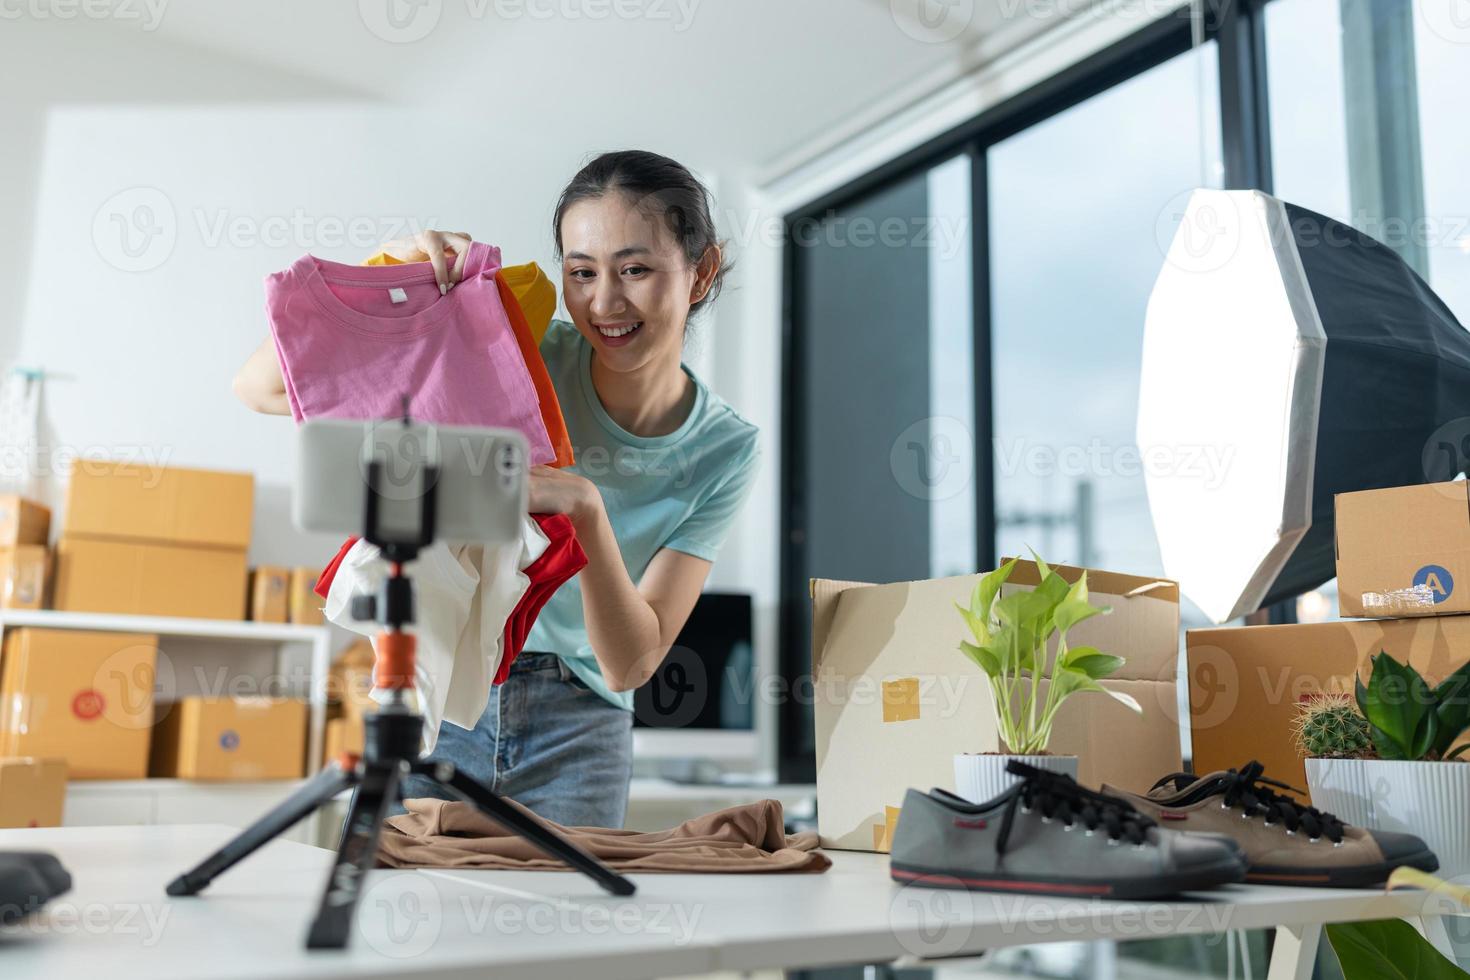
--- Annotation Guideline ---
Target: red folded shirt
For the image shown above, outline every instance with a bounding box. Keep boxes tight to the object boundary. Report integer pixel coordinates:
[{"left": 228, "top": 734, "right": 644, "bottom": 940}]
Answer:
[
  {"left": 313, "top": 514, "right": 587, "bottom": 686},
  {"left": 497, "top": 513, "right": 586, "bottom": 684}
]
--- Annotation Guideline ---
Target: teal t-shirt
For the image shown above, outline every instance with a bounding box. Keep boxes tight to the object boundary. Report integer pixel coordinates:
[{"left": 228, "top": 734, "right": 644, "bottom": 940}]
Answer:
[{"left": 525, "top": 319, "right": 760, "bottom": 709}]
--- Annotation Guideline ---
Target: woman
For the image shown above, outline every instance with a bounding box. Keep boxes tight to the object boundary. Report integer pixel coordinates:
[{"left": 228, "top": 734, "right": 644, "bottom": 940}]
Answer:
[{"left": 233, "top": 150, "right": 760, "bottom": 827}]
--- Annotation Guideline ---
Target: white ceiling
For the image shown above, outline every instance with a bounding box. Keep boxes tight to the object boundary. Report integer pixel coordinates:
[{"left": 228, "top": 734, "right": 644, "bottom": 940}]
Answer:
[{"left": 7, "top": 0, "right": 1050, "bottom": 180}]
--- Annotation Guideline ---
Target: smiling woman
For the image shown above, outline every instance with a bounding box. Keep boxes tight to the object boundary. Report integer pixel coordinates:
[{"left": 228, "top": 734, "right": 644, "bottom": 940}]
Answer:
[
  {"left": 394, "top": 152, "right": 760, "bottom": 827},
  {"left": 232, "top": 150, "right": 760, "bottom": 828}
]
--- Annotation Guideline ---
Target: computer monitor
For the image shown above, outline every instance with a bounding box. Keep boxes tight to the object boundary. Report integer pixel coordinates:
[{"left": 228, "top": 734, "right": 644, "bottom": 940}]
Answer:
[{"left": 632, "top": 592, "right": 756, "bottom": 761}]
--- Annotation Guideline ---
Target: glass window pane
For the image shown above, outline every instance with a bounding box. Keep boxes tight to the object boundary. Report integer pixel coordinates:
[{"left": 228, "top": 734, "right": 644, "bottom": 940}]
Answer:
[{"left": 988, "top": 43, "right": 1222, "bottom": 600}]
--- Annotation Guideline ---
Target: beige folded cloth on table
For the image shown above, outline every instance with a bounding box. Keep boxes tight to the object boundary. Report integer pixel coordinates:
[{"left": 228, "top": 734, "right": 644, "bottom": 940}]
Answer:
[{"left": 377, "top": 797, "right": 830, "bottom": 874}]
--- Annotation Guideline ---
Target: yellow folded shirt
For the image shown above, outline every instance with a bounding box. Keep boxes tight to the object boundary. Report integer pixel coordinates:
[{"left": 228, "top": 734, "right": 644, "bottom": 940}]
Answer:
[{"left": 363, "top": 252, "right": 556, "bottom": 346}]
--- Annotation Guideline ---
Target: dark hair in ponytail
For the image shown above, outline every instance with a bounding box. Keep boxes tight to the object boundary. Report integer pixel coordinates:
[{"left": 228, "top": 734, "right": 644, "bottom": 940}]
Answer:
[{"left": 553, "top": 150, "right": 730, "bottom": 319}]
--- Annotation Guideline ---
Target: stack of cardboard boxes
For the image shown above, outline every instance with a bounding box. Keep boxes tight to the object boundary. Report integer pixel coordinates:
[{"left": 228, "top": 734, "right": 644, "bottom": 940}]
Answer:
[
  {"left": 0, "top": 494, "right": 50, "bottom": 609},
  {"left": 54, "top": 460, "right": 254, "bottom": 620},
  {"left": 0, "top": 460, "right": 317, "bottom": 819},
  {"left": 1189, "top": 479, "right": 1470, "bottom": 788},
  {"left": 247, "top": 565, "right": 325, "bottom": 625}
]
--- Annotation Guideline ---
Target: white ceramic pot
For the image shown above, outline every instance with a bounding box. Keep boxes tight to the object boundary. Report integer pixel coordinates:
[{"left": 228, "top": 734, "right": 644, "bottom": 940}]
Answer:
[
  {"left": 953, "top": 754, "right": 1079, "bottom": 804},
  {"left": 1305, "top": 757, "right": 1470, "bottom": 879},
  {"left": 1364, "top": 760, "right": 1470, "bottom": 880},
  {"left": 1303, "top": 758, "right": 1374, "bottom": 827}
]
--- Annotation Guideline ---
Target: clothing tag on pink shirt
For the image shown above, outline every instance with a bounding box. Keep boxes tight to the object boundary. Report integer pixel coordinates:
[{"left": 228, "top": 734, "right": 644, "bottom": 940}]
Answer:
[{"left": 388, "top": 287, "right": 408, "bottom": 304}]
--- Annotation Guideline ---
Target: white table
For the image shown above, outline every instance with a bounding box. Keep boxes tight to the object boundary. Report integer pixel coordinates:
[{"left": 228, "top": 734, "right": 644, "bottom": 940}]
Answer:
[{"left": 0, "top": 825, "right": 1460, "bottom": 980}]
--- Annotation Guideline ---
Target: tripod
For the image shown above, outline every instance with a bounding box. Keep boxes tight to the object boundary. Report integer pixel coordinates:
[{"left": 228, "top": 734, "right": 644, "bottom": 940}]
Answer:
[{"left": 166, "top": 452, "right": 636, "bottom": 950}]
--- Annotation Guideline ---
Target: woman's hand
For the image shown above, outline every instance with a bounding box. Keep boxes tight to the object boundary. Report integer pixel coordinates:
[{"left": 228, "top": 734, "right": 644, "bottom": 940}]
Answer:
[
  {"left": 378, "top": 230, "right": 474, "bottom": 292},
  {"left": 527, "top": 466, "right": 602, "bottom": 528}
]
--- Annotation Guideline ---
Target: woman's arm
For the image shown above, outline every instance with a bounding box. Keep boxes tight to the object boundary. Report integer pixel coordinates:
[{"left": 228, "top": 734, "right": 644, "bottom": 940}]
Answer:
[
  {"left": 232, "top": 337, "right": 291, "bottom": 415},
  {"left": 531, "top": 465, "right": 710, "bottom": 692},
  {"left": 575, "top": 502, "right": 712, "bottom": 692}
]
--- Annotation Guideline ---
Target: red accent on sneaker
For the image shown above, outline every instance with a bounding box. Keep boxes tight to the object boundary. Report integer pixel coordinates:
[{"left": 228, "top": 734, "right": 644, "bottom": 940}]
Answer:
[
  {"left": 1159, "top": 810, "right": 1190, "bottom": 821},
  {"left": 953, "top": 817, "right": 989, "bottom": 829}
]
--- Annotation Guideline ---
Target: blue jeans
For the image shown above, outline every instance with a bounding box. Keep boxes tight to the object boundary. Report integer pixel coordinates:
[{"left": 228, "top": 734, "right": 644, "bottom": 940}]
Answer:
[{"left": 392, "top": 652, "right": 634, "bottom": 828}]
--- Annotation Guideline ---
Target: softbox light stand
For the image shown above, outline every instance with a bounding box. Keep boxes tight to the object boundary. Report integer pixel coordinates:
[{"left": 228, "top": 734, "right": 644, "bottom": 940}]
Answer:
[{"left": 1140, "top": 190, "right": 1470, "bottom": 623}]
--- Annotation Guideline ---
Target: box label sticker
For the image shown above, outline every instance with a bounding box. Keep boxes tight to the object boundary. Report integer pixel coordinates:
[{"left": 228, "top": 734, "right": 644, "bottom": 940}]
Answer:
[
  {"left": 219, "top": 729, "right": 240, "bottom": 751},
  {"left": 1414, "top": 564, "right": 1454, "bottom": 604},
  {"left": 71, "top": 690, "right": 104, "bottom": 721},
  {"left": 881, "top": 677, "right": 921, "bottom": 723}
]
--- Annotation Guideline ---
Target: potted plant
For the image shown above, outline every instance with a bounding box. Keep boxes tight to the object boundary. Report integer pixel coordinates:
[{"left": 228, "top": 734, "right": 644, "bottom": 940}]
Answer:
[
  {"left": 1294, "top": 692, "right": 1377, "bottom": 827},
  {"left": 1298, "top": 652, "right": 1470, "bottom": 877},
  {"left": 951, "top": 553, "right": 1141, "bottom": 803}
]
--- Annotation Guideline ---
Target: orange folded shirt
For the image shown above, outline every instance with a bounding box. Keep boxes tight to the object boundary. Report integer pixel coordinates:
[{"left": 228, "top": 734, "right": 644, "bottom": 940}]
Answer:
[{"left": 364, "top": 252, "right": 573, "bottom": 468}]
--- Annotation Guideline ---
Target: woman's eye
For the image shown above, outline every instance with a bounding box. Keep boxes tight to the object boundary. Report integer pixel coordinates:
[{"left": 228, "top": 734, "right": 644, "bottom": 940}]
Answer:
[
  {"left": 571, "top": 269, "right": 595, "bottom": 281},
  {"left": 622, "top": 265, "right": 648, "bottom": 277}
]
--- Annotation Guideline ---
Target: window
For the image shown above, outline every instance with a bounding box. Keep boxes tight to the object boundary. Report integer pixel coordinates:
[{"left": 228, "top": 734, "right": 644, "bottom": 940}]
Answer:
[
  {"left": 781, "top": 154, "right": 976, "bottom": 779},
  {"left": 989, "top": 42, "right": 1221, "bottom": 619}
]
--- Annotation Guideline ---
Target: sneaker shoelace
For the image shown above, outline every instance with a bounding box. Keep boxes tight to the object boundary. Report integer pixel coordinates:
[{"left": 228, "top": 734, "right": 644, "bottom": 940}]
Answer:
[
  {"left": 1154, "top": 760, "right": 1346, "bottom": 844},
  {"left": 995, "top": 761, "right": 1156, "bottom": 857}
]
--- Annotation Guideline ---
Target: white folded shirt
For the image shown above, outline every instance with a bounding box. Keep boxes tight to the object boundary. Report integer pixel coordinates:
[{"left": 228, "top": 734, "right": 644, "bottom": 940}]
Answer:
[{"left": 322, "top": 515, "right": 550, "bottom": 754}]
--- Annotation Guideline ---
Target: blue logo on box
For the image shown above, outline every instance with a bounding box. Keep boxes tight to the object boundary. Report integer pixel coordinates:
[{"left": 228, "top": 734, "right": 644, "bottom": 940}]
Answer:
[
  {"left": 1414, "top": 565, "right": 1454, "bottom": 604},
  {"left": 219, "top": 730, "right": 240, "bottom": 751}
]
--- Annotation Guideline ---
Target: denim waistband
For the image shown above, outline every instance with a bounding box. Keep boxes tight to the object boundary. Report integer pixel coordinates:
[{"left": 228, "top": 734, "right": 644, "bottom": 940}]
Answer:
[{"left": 512, "top": 651, "right": 564, "bottom": 675}]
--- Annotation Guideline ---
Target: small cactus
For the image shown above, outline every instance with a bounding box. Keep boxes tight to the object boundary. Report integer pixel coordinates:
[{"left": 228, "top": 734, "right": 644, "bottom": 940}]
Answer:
[{"left": 1291, "top": 693, "right": 1373, "bottom": 759}]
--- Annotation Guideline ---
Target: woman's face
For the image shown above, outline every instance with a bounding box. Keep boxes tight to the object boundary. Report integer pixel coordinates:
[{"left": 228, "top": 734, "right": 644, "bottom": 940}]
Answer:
[{"left": 560, "top": 193, "right": 711, "bottom": 376}]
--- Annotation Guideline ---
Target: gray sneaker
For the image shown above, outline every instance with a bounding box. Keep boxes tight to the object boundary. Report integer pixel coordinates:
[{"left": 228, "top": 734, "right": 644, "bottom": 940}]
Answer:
[{"left": 890, "top": 761, "right": 1246, "bottom": 899}]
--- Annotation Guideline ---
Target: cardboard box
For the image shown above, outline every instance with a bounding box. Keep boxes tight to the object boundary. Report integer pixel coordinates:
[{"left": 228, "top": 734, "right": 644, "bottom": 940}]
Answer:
[
  {"left": 0, "top": 494, "right": 50, "bottom": 548},
  {"left": 322, "top": 714, "right": 365, "bottom": 766},
  {"left": 1187, "top": 616, "right": 1470, "bottom": 790},
  {"left": 248, "top": 566, "right": 290, "bottom": 623},
  {"left": 289, "top": 566, "right": 324, "bottom": 626},
  {"left": 0, "top": 545, "right": 49, "bottom": 609},
  {"left": 54, "top": 536, "right": 247, "bottom": 620},
  {"left": 0, "top": 628, "right": 156, "bottom": 779},
  {"left": 1336, "top": 480, "right": 1470, "bottom": 618},
  {"left": 150, "top": 697, "right": 307, "bottom": 781},
  {"left": 0, "top": 757, "right": 67, "bottom": 828},
  {"left": 63, "top": 460, "right": 253, "bottom": 550},
  {"left": 811, "top": 562, "right": 1182, "bottom": 852}
]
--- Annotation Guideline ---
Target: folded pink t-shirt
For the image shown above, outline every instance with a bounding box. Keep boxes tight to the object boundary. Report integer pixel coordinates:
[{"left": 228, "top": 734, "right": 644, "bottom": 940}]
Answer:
[{"left": 264, "top": 241, "right": 554, "bottom": 465}]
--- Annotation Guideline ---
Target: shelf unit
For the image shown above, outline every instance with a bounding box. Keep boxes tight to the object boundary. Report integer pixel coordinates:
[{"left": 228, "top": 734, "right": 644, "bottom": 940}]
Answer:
[{"left": 0, "top": 608, "right": 333, "bottom": 783}]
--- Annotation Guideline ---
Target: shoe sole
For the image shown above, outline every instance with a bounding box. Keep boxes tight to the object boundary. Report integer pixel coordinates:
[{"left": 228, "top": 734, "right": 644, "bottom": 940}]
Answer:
[
  {"left": 1245, "top": 849, "right": 1440, "bottom": 888},
  {"left": 890, "top": 857, "right": 1245, "bottom": 900}
]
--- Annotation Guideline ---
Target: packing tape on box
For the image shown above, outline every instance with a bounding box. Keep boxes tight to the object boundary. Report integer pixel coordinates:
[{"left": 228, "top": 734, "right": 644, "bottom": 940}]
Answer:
[
  {"left": 872, "top": 805, "right": 903, "bottom": 851},
  {"left": 880, "top": 677, "right": 921, "bottom": 724},
  {"left": 1360, "top": 584, "right": 1438, "bottom": 614}
]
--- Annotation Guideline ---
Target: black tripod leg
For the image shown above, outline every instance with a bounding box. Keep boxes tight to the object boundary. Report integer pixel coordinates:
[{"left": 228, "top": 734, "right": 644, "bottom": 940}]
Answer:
[
  {"left": 167, "top": 762, "right": 358, "bottom": 897},
  {"left": 417, "top": 761, "right": 635, "bottom": 897},
  {"left": 305, "top": 760, "right": 402, "bottom": 949}
]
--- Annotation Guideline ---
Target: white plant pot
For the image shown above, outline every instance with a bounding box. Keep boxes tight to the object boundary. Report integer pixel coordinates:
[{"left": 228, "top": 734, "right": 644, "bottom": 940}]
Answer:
[
  {"left": 1364, "top": 760, "right": 1470, "bottom": 880},
  {"left": 1303, "top": 758, "right": 1375, "bottom": 828},
  {"left": 1305, "top": 758, "right": 1470, "bottom": 879},
  {"left": 953, "top": 754, "right": 1079, "bottom": 805}
]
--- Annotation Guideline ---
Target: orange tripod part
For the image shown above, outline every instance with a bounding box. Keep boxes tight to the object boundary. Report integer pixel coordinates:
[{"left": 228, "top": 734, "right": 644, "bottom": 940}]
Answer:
[{"left": 374, "top": 631, "right": 416, "bottom": 690}]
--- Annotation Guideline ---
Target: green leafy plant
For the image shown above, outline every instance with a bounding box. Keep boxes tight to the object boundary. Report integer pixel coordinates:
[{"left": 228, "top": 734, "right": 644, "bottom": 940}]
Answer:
[
  {"left": 1291, "top": 692, "right": 1374, "bottom": 760},
  {"left": 1355, "top": 652, "right": 1470, "bottom": 761},
  {"left": 955, "top": 552, "right": 1139, "bottom": 755},
  {"left": 1327, "top": 919, "right": 1469, "bottom": 980}
]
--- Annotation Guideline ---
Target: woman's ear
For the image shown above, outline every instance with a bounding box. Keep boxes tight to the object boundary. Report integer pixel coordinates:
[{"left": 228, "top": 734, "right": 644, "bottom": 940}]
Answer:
[{"left": 689, "top": 245, "right": 722, "bottom": 305}]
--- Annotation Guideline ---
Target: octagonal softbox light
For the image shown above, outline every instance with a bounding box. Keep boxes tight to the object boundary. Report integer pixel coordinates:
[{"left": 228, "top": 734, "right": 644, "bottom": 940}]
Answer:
[{"left": 1139, "top": 189, "right": 1470, "bottom": 624}]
